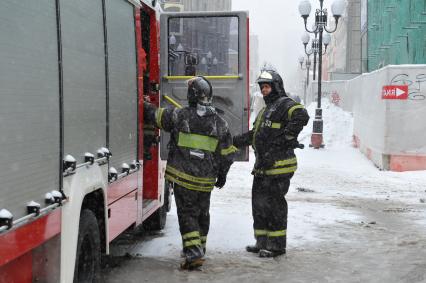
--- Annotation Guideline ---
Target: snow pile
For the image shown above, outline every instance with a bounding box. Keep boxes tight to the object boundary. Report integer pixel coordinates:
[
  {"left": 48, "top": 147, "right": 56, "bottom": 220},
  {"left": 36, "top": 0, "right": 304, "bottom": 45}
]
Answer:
[{"left": 299, "top": 98, "right": 354, "bottom": 148}]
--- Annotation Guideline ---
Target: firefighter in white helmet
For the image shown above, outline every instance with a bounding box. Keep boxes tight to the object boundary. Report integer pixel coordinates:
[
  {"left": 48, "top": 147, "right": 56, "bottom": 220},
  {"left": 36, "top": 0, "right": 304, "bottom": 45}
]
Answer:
[{"left": 234, "top": 70, "right": 309, "bottom": 257}]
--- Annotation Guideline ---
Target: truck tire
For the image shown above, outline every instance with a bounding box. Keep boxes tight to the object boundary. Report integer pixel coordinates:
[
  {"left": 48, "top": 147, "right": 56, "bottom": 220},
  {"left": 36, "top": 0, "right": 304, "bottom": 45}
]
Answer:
[
  {"left": 74, "top": 209, "right": 101, "bottom": 283},
  {"left": 143, "top": 182, "right": 170, "bottom": 231}
]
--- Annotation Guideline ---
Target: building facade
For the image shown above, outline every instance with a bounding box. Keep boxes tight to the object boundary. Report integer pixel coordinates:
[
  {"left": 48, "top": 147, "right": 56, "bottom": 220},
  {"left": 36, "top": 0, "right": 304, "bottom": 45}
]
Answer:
[
  {"left": 323, "top": 0, "right": 362, "bottom": 80},
  {"left": 326, "top": 0, "right": 425, "bottom": 76},
  {"left": 366, "top": 0, "right": 426, "bottom": 72}
]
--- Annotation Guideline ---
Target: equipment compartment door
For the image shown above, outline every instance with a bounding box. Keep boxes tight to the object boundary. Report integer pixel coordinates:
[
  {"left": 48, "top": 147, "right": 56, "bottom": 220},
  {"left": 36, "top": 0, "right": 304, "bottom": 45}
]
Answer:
[
  {"left": 0, "top": 0, "right": 60, "bottom": 220},
  {"left": 159, "top": 11, "right": 249, "bottom": 161}
]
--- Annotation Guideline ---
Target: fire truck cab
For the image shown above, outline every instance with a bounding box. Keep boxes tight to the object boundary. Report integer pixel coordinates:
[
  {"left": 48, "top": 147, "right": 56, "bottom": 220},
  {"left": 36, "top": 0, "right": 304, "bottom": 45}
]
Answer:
[{"left": 0, "top": 0, "right": 248, "bottom": 282}]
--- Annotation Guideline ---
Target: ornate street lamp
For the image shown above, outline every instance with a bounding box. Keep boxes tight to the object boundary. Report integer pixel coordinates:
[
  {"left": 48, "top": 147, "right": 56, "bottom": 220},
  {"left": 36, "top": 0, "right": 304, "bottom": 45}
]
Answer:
[
  {"left": 298, "top": 0, "right": 345, "bottom": 149},
  {"left": 299, "top": 55, "right": 312, "bottom": 86},
  {"left": 207, "top": 51, "right": 213, "bottom": 60},
  {"left": 176, "top": 43, "right": 184, "bottom": 52},
  {"left": 299, "top": 56, "right": 312, "bottom": 104},
  {"left": 200, "top": 51, "right": 214, "bottom": 75},
  {"left": 169, "top": 34, "right": 177, "bottom": 49},
  {"left": 212, "top": 57, "right": 218, "bottom": 75},
  {"left": 169, "top": 37, "right": 198, "bottom": 76},
  {"left": 301, "top": 32, "right": 331, "bottom": 81},
  {"left": 201, "top": 56, "right": 207, "bottom": 66},
  {"left": 206, "top": 51, "right": 213, "bottom": 74}
]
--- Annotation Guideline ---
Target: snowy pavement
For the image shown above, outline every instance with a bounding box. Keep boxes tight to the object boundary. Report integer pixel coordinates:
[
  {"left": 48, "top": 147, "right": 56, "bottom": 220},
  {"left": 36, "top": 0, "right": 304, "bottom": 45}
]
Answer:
[{"left": 105, "top": 100, "right": 426, "bottom": 283}]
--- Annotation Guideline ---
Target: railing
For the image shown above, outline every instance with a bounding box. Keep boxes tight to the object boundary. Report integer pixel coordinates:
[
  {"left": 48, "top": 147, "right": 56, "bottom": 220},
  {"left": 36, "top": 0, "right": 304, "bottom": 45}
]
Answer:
[{"left": 0, "top": 201, "right": 65, "bottom": 234}]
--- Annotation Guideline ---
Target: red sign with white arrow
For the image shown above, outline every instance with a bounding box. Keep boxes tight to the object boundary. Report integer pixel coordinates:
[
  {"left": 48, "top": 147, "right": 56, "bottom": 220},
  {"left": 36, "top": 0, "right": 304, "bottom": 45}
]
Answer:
[{"left": 382, "top": 85, "right": 409, "bottom": 100}]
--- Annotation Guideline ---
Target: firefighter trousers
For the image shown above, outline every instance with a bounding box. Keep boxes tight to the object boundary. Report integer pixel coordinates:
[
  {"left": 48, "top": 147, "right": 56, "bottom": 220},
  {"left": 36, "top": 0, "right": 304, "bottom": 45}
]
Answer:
[
  {"left": 173, "top": 184, "right": 211, "bottom": 259},
  {"left": 252, "top": 174, "right": 293, "bottom": 252}
]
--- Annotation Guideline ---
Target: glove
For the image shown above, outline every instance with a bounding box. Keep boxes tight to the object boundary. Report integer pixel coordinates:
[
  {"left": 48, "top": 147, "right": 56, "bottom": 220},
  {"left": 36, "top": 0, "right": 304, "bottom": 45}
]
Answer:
[
  {"left": 232, "top": 135, "right": 245, "bottom": 148},
  {"left": 285, "top": 139, "right": 300, "bottom": 149},
  {"left": 272, "top": 131, "right": 300, "bottom": 149},
  {"left": 143, "top": 101, "right": 157, "bottom": 124},
  {"left": 215, "top": 174, "right": 227, "bottom": 189}
]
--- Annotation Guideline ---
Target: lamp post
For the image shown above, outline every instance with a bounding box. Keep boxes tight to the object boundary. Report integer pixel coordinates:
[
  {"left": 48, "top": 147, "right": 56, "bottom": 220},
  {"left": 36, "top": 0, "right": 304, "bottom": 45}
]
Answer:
[
  {"left": 206, "top": 51, "right": 213, "bottom": 74},
  {"left": 201, "top": 51, "right": 214, "bottom": 75},
  {"left": 298, "top": 55, "right": 312, "bottom": 87},
  {"left": 168, "top": 34, "right": 178, "bottom": 74},
  {"left": 212, "top": 57, "right": 218, "bottom": 75},
  {"left": 169, "top": 36, "right": 202, "bottom": 76},
  {"left": 298, "top": 56, "right": 312, "bottom": 104},
  {"left": 298, "top": 0, "right": 345, "bottom": 149},
  {"left": 312, "top": 25, "right": 318, "bottom": 81}
]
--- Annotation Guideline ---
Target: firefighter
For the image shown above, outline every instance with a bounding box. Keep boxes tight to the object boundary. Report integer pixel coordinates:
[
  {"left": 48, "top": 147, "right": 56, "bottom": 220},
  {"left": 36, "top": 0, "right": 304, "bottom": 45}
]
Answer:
[
  {"left": 144, "top": 76, "right": 237, "bottom": 269},
  {"left": 233, "top": 70, "right": 310, "bottom": 258}
]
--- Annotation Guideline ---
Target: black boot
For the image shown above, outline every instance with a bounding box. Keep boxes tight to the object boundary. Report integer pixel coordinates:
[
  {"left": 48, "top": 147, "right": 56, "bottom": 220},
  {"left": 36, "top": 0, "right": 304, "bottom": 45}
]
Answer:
[
  {"left": 180, "top": 257, "right": 205, "bottom": 270},
  {"left": 246, "top": 236, "right": 267, "bottom": 254},
  {"left": 259, "top": 249, "right": 286, "bottom": 258},
  {"left": 246, "top": 245, "right": 260, "bottom": 253},
  {"left": 180, "top": 247, "right": 204, "bottom": 270}
]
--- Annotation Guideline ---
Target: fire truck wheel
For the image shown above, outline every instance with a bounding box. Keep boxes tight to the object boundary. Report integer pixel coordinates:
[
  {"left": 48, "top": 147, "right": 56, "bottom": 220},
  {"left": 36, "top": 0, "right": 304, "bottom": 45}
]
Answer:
[
  {"left": 143, "top": 183, "right": 170, "bottom": 231},
  {"left": 74, "top": 209, "right": 101, "bottom": 283}
]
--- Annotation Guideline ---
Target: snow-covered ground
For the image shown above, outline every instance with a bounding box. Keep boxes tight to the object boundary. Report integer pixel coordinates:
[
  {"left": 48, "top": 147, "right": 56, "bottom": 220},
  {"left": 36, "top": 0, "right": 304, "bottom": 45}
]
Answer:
[{"left": 105, "top": 100, "right": 426, "bottom": 283}]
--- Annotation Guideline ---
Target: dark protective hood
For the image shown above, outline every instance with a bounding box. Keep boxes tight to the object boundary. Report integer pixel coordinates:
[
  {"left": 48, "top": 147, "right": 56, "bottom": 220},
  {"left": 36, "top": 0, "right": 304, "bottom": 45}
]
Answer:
[{"left": 187, "top": 76, "right": 213, "bottom": 107}]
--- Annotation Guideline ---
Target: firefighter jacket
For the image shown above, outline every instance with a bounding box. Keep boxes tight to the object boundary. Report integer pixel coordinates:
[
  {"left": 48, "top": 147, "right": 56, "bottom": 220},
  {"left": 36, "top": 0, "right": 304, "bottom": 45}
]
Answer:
[
  {"left": 234, "top": 92, "right": 309, "bottom": 177},
  {"left": 144, "top": 102, "right": 237, "bottom": 192}
]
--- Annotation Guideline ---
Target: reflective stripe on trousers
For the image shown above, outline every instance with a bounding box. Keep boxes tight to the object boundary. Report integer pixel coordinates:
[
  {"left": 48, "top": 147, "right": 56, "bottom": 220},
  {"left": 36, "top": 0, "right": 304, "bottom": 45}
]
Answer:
[
  {"left": 182, "top": 231, "right": 202, "bottom": 248},
  {"left": 254, "top": 157, "right": 298, "bottom": 176},
  {"left": 255, "top": 229, "right": 286, "bottom": 238},
  {"left": 165, "top": 165, "right": 215, "bottom": 192}
]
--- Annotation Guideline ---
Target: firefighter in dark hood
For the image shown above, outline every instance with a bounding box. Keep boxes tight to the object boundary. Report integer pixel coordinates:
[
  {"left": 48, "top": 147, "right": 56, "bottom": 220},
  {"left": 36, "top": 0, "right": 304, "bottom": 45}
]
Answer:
[
  {"left": 233, "top": 70, "right": 310, "bottom": 257},
  {"left": 144, "top": 76, "right": 237, "bottom": 269}
]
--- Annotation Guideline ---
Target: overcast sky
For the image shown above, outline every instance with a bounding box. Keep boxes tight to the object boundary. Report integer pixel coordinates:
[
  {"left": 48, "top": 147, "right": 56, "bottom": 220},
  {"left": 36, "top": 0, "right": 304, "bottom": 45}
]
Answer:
[{"left": 232, "top": 0, "right": 332, "bottom": 93}]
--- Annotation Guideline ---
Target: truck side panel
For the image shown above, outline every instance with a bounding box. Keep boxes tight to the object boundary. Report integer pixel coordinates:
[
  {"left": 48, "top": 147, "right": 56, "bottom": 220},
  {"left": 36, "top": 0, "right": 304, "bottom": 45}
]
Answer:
[
  {"left": 61, "top": 0, "right": 107, "bottom": 161},
  {"left": 105, "top": 0, "right": 138, "bottom": 172},
  {"left": 0, "top": 0, "right": 60, "bottom": 220},
  {"left": 104, "top": 0, "right": 140, "bottom": 241}
]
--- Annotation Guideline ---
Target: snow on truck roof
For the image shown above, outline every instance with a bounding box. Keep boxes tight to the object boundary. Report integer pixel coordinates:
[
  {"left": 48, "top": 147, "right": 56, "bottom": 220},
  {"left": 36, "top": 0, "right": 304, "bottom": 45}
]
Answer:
[
  {"left": 127, "top": 0, "right": 141, "bottom": 7},
  {"left": 138, "top": 0, "right": 159, "bottom": 8},
  {"left": 134, "top": 0, "right": 162, "bottom": 15}
]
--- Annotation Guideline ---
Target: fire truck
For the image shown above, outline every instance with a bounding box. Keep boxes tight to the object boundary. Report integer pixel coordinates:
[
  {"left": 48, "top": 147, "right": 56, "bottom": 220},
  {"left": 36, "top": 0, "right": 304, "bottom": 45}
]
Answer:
[{"left": 0, "top": 0, "right": 248, "bottom": 282}]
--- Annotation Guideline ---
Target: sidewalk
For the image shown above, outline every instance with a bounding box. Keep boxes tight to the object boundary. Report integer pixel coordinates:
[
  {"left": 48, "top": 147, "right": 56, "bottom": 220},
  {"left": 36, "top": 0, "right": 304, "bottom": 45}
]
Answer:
[{"left": 105, "top": 100, "right": 426, "bottom": 283}]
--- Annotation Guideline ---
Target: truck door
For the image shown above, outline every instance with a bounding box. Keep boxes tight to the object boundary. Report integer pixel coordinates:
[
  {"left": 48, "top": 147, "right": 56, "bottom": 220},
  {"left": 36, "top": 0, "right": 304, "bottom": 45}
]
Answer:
[{"left": 159, "top": 11, "right": 249, "bottom": 161}]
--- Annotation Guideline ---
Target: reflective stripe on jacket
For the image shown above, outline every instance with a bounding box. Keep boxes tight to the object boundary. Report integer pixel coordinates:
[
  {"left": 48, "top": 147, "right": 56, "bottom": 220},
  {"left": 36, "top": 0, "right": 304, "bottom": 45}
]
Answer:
[
  {"left": 235, "top": 95, "right": 309, "bottom": 177},
  {"left": 144, "top": 103, "right": 236, "bottom": 192}
]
